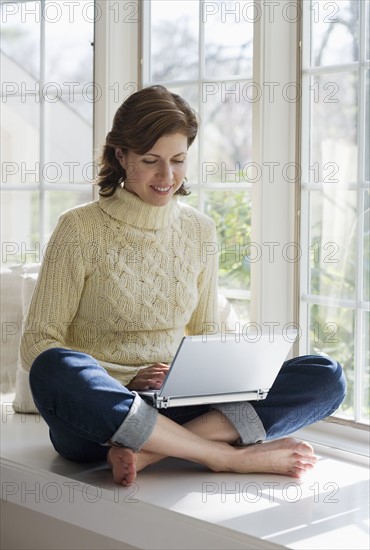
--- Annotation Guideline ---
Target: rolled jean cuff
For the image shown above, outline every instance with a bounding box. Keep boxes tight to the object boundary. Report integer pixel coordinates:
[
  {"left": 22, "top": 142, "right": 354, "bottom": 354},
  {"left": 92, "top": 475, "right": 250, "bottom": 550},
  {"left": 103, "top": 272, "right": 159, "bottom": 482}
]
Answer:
[
  {"left": 212, "top": 401, "right": 266, "bottom": 445},
  {"left": 106, "top": 392, "right": 158, "bottom": 451}
]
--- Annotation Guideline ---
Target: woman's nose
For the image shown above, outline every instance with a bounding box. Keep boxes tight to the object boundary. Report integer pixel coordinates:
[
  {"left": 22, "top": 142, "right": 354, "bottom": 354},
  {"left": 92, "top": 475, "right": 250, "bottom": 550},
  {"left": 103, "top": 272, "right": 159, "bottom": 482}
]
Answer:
[{"left": 157, "top": 161, "right": 173, "bottom": 180}]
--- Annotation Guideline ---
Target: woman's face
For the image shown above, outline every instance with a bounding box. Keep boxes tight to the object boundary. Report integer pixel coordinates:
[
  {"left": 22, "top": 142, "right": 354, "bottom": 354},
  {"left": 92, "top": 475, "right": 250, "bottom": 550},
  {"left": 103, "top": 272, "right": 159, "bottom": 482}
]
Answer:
[{"left": 117, "top": 133, "right": 188, "bottom": 207}]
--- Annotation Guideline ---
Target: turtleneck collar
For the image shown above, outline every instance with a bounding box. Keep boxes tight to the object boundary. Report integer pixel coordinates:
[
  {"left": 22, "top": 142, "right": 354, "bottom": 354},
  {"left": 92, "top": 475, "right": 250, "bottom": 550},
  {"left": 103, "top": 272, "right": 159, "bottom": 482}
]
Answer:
[{"left": 98, "top": 187, "right": 181, "bottom": 229}]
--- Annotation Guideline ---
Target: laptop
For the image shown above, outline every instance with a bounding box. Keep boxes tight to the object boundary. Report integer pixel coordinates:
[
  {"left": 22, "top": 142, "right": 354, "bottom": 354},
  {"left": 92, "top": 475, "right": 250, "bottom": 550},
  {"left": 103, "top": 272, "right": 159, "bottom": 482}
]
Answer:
[{"left": 139, "top": 331, "right": 297, "bottom": 409}]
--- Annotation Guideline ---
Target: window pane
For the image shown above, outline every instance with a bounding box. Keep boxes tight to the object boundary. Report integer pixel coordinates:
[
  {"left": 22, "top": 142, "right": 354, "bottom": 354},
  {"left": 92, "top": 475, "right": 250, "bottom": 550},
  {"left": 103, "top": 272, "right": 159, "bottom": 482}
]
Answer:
[
  {"left": 365, "top": 70, "right": 369, "bottom": 182},
  {"left": 44, "top": 189, "right": 93, "bottom": 240},
  {"left": 362, "top": 312, "right": 370, "bottom": 423},
  {"left": 310, "top": 72, "right": 358, "bottom": 184},
  {"left": 179, "top": 191, "right": 198, "bottom": 211},
  {"left": 44, "top": 0, "right": 94, "bottom": 87},
  {"left": 1, "top": 191, "right": 40, "bottom": 264},
  {"left": 204, "top": 190, "right": 251, "bottom": 291},
  {"left": 366, "top": 0, "right": 370, "bottom": 61},
  {"left": 1, "top": 189, "right": 93, "bottom": 265},
  {"left": 310, "top": 0, "right": 359, "bottom": 66},
  {"left": 204, "top": 1, "right": 253, "bottom": 79},
  {"left": 44, "top": 101, "right": 93, "bottom": 185},
  {"left": 364, "top": 190, "right": 370, "bottom": 302},
  {"left": 1, "top": 0, "right": 94, "bottom": 264},
  {"left": 150, "top": 0, "right": 199, "bottom": 82},
  {"left": 166, "top": 84, "right": 199, "bottom": 184},
  {"left": 0, "top": 1, "right": 40, "bottom": 78},
  {"left": 1, "top": 1, "right": 40, "bottom": 187},
  {"left": 309, "top": 190, "right": 357, "bottom": 300},
  {"left": 203, "top": 84, "right": 252, "bottom": 182},
  {"left": 1, "top": 96, "right": 40, "bottom": 185},
  {"left": 42, "top": 1, "right": 94, "bottom": 186},
  {"left": 308, "top": 304, "right": 354, "bottom": 419}
]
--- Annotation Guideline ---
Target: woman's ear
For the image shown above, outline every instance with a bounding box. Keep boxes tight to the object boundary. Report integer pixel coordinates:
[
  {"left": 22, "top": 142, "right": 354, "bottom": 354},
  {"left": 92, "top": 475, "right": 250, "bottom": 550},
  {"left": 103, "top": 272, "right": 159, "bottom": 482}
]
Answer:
[{"left": 115, "top": 148, "right": 125, "bottom": 168}]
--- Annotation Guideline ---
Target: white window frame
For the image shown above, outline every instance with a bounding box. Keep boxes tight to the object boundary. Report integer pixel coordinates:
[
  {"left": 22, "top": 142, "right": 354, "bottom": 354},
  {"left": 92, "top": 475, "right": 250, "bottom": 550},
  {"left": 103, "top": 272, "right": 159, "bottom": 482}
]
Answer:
[
  {"left": 94, "top": 0, "right": 368, "bottom": 455},
  {"left": 251, "top": 0, "right": 299, "bottom": 330},
  {"left": 298, "top": 0, "right": 370, "bottom": 430},
  {"left": 1, "top": 0, "right": 96, "bottom": 254},
  {"left": 93, "top": 0, "right": 140, "bottom": 193}
]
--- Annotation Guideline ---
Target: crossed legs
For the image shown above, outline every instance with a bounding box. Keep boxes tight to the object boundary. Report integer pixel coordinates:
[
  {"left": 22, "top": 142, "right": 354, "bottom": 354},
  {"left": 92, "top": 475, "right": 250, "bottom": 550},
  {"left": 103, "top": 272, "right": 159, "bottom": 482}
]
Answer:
[
  {"left": 108, "top": 353, "right": 347, "bottom": 486},
  {"left": 30, "top": 349, "right": 346, "bottom": 487},
  {"left": 108, "top": 409, "right": 317, "bottom": 486}
]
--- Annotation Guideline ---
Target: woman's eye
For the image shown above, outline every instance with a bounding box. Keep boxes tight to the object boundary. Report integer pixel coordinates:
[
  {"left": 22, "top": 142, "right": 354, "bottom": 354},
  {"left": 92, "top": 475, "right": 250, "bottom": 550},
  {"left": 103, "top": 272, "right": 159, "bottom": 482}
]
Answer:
[
  {"left": 172, "top": 160, "right": 185, "bottom": 164},
  {"left": 142, "top": 160, "right": 157, "bottom": 165}
]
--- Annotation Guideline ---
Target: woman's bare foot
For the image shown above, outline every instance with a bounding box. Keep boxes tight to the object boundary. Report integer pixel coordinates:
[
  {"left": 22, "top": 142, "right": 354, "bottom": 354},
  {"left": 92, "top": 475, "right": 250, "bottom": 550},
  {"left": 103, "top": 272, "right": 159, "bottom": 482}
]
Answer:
[
  {"left": 107, "top": 437, "right": 316, "bottom": 486},
  {"left": 135, "top": 449, "right": 164, "bottom": 472},
  {"left": 107, "top": 446, "right": 137, "bottom": 486},
  {"left": 213, "top": 438, "right": 317, "bottom": 478}
]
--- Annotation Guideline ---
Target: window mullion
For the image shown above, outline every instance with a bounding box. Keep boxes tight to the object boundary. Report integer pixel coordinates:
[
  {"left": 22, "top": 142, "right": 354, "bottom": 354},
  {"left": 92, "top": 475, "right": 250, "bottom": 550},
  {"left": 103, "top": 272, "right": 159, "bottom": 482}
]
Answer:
[
  {"left": 140, "top": 0, "right": 151, "bottom": 85},
  {"left": 298, "top": 2, "right": 311, "bottom": 356},
  {"left": 39, "top": 0, "right": 46, "bottom": 251},
  {"left": 302, "top": 62, "right": 363, "bottom": 75},
  {"left": 197, "top": 0, "right": 205, "bottom": 210},
  {"left": 251, "top": 1, "right": 298, "bottom": 327},
  {"left": 353, "top": 0, "right": 368, "bottom": 422}
]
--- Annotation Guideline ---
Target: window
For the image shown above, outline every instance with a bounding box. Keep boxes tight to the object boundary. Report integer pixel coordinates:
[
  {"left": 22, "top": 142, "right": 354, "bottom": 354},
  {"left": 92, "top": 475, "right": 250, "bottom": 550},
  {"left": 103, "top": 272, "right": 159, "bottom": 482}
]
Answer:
[
  {"left": 300, "top": 0, "right": 370, "bottom": 424},
  {"left": 0, "top": 0, "right": 94, "bottom": 265},
  {"left": 141, "top": 0, "right": 254, "bottom": 323}
]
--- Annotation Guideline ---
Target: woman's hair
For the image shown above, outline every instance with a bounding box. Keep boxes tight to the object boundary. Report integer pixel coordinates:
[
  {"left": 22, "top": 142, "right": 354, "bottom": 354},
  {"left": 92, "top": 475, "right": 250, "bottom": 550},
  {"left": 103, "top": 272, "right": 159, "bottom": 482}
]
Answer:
[{"left": 96, "top": 85, "right": 199, "bottom": 197}]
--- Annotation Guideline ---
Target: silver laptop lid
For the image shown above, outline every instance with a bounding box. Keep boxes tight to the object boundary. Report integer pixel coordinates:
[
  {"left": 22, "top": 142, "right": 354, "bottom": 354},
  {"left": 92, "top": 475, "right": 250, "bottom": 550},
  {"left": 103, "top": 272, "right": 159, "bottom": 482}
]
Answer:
[{"left": 157, "top": 331, "right": 296, "bottom": 398}]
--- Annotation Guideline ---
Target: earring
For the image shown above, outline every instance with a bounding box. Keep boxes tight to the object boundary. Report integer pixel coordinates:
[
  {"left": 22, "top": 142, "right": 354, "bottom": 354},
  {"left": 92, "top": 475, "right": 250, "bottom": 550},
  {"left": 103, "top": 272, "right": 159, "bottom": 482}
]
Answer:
[{"left": 119, "top": 178, "right": 125, "bottom": 189}]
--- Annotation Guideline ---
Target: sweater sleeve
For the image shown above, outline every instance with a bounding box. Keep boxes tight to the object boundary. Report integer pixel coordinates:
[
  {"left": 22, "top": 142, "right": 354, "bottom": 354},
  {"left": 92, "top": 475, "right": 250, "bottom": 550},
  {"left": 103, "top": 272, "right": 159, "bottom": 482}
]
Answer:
[
  {"left": 185, "top": 218, "right": 220, "bottom": 336},
  {"left": 20, "top": 212, "right": 86, "bottom": 371}
]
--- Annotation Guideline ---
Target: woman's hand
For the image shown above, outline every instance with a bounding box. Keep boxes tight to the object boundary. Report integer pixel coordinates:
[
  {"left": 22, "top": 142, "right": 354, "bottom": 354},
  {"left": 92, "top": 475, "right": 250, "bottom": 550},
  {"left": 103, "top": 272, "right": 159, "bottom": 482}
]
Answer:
[{"left": 127, "top": 363, "right": 170, "bottom": 391}]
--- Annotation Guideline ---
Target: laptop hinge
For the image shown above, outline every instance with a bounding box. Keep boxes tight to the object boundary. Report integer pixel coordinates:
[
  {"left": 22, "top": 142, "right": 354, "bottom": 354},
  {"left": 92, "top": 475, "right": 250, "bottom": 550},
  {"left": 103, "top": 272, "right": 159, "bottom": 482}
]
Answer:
[
  {"left": 155, "top": 391, "right": 270, "bottom": 409},
  {"left": 156, "top": 397, "right": 170, "bottom": 409}
]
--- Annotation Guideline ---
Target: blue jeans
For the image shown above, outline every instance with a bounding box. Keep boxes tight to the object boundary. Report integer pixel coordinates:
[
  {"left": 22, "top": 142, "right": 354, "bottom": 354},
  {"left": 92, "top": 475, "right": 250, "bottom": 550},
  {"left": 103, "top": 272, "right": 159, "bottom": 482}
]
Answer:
[{"left": 29, "top": 348, "right": 346, "bottom": 463}]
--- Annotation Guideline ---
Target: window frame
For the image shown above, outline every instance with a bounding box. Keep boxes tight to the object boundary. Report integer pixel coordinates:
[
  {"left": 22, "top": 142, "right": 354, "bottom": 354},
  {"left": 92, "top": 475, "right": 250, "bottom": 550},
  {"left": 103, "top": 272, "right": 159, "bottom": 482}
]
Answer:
[
  {"left": 298, "top": 0, "right": 370, "bottom": 430},
  {"left": 1, "top": 0, "right": 96, "bottom": 255},
  {"left": 93, "top": 0, "right": 140, "bottom": 186}
]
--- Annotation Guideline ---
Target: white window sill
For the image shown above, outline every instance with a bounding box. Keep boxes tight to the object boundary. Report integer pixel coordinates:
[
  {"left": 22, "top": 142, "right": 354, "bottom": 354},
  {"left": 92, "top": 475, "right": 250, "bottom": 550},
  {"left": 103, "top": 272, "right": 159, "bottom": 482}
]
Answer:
[{"left": 293, "top": 419, "right": 370, "bottom": 467}]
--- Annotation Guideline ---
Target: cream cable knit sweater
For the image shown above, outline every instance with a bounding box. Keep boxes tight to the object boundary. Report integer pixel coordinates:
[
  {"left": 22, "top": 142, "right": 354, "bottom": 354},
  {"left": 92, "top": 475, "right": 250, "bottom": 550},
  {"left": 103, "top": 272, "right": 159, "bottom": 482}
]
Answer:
[{"left": 20, "top": 188, "right": 220, "bottom": 386}]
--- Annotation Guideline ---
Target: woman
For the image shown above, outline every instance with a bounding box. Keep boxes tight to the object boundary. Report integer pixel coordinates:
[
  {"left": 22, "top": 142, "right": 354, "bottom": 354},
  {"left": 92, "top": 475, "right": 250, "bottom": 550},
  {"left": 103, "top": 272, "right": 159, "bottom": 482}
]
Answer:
[{"left": 21, "top": 85, "right": 346, "bottom": 487}]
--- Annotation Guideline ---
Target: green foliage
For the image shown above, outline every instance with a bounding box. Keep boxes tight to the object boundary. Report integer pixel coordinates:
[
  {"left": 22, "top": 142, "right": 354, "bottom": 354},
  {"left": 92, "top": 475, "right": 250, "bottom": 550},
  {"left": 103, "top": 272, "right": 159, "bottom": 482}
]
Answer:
[{"left": 205, "top": 191, "right": 252, "bottom": 290}]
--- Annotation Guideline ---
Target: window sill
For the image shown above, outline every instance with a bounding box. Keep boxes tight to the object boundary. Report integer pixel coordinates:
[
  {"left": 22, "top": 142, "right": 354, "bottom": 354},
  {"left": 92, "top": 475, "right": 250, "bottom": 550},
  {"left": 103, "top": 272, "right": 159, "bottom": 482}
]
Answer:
[
  {"left": 1, "top": 395, "right": 369, "bottom": 550},
  {"left": 294, "top": 419, "right": 370, "bottom": 467}
]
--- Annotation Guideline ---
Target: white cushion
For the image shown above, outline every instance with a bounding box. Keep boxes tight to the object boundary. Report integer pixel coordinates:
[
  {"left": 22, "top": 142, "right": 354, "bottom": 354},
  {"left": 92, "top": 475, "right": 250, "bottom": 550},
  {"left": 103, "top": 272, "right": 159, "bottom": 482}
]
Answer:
[
  {"left": 13, "top": 272, "right": 39, "bottom": 413},
  {"left": 1, "top": 265, "right": 25, "bottom": 392},
  {"left": 1, "top": 264, "right": 40, "bottom": 395}
]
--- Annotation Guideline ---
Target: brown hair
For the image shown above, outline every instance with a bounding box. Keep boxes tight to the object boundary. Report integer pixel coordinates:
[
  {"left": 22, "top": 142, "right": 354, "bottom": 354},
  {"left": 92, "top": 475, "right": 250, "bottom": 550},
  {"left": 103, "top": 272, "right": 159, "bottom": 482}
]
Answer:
[{"left": 96, "top": 85, "right": 198, "bottom": 197}]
